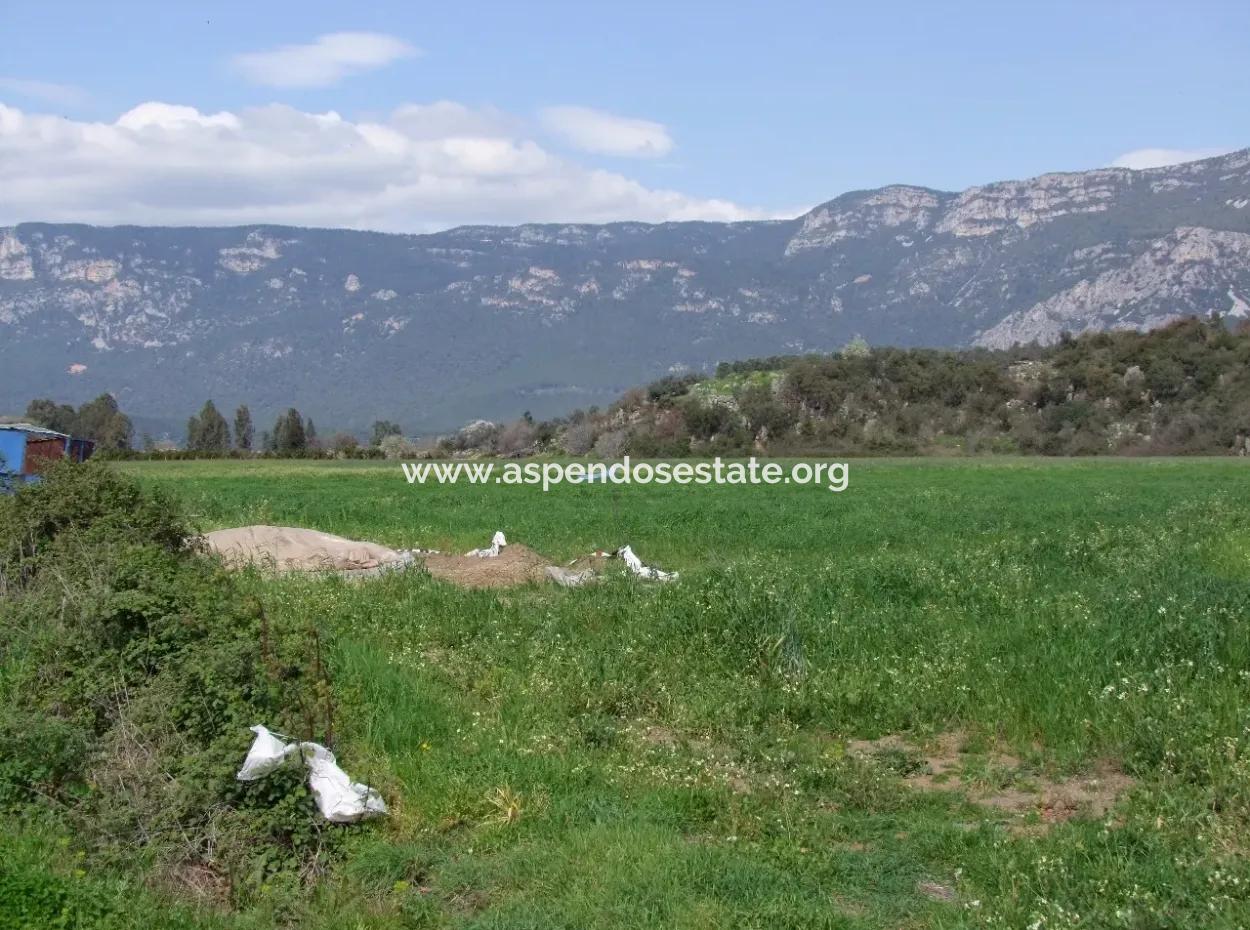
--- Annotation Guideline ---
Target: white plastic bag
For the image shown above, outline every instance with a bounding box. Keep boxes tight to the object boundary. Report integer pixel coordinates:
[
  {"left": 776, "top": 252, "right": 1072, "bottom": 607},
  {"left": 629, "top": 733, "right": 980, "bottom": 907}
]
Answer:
[
  {"left": 466, "top": 530, "right": 507, "bottom": 558},
  {"left": 617, "top": 545, "right": 678, "bottom": 582},
  {"left": 236, "top": 725, "right": 299, "bottom": 781},
  {"left": 236, "top": 725, "right": 387, "bottom": 823}
]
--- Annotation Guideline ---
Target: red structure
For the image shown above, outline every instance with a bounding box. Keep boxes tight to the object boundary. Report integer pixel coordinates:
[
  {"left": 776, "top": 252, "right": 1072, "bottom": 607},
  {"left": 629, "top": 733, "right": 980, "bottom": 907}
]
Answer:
[{"left": 0, "top": 423, "right": 96, "bottom": 491}]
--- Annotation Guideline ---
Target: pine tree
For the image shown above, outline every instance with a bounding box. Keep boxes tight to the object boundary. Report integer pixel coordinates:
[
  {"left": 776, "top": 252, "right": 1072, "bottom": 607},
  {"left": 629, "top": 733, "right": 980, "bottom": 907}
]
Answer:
[
  {"left": 273, "top": 408, "right": 307, "bottom": 454},
  {"left": 306, "top": 418, "right": 318, "bottom": 448},
  {"left": 234, "top": 405, "right": 254, "bottom": 452},
  {"left": 187, "top": 400, "right": 230, "bottom": 452}
]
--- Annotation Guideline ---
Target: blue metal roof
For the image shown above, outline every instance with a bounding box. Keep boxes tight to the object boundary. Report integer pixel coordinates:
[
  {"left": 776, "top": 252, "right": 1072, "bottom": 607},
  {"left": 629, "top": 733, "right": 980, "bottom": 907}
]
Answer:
[{"left": 0, "top": 423, "right": 70, "bottom": 439}]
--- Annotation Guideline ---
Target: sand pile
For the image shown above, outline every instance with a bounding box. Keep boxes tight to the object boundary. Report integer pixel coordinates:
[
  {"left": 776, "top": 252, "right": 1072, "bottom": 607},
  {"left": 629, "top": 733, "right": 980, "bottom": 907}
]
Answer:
[
  {"left": 202, "top": 525, "right": 552, "bottom": 587},
  {"left": 203, "top": 526, "right": 674, "bottom": 590},
  {"left": 202, "top": 525, "right": 411, "bottom": 573}
]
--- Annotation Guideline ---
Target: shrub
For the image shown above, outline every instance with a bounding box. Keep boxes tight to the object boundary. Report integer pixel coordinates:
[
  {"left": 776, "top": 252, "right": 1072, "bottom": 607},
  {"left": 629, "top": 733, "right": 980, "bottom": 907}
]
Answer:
[
  {"left": 496, "top": 418, "right": 538, "bottom": 456},
  {"left": 559, "top": 421, "right": 598, "bottom": 455},
  {"left": 0, "top": 462, "right": 343, "bottom": 905},
  {"left": 378, "top": 434, "right": 418, "bottom": 459},
  {"left": 593, "top": 428, "right": 628, "bottom": 460}
]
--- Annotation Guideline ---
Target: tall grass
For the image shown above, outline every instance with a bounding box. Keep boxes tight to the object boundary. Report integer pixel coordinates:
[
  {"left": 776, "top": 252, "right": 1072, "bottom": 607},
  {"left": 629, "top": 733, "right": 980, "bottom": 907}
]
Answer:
[{"left": 72, "top": 457, "right": 1250, "bottom": 927}]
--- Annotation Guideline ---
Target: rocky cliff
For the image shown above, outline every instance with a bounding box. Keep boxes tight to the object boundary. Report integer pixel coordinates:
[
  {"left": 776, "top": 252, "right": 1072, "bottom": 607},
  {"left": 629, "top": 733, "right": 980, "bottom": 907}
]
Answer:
[{"left": 3, "top": 149, "right": 1248, "bottom": 433}]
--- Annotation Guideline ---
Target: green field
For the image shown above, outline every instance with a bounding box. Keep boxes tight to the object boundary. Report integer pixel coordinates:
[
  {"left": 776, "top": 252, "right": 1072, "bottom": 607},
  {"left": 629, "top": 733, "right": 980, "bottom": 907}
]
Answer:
[{"left": 11, "top": 458, "right": 1250, "bottom": 928}]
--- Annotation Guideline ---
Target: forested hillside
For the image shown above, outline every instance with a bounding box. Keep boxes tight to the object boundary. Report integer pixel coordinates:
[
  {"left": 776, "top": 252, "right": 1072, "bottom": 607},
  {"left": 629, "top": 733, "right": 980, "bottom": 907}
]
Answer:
[{"left": 447, "top": 317, "right": 1250, "bottom": 457}]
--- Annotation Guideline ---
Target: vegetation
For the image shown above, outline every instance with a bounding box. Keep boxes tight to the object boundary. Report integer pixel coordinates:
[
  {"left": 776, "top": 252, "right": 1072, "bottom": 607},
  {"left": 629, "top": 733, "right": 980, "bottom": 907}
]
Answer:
[
  {"left": 22, "top": 394, "right": 134, "bottom": 450},
  {"left": 2, "top": 456, "right": 1245, "bottom": 928},
  {"left": 370, "top": 420, "right": 403, "bottom": 447},
  {"left": 18, "top": 318, "right": 1250, "bottom": 462},
  {"left": 187, "top": 400, "right": 232, "bottom": 453},
  {"left": 0, "top": 463, "right": 344, "bottom": 923},
  {"left": 270, "top": 409, "right": 309, "bottom": 455},
  {"left": 443, "top": 317, "right": 1250, "bottom": 459},
  {"left": 234, "top": 406, "right": 254, "bottom": 453}
]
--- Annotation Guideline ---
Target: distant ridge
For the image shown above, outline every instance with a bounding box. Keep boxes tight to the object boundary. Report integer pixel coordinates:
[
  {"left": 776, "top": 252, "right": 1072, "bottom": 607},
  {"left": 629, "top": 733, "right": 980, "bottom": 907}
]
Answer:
[{"left": 2, "top": 149, "right": 1248, "bottom": 433}]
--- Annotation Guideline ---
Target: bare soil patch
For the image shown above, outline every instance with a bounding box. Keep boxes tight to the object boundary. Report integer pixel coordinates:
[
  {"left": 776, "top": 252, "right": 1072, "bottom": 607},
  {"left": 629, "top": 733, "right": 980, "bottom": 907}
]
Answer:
[
  {"left": 418, "top": 544, "right": 553, "bottom": 589},
  {"left": 849, "top": 731, "right": 1133, "bottom": 827}
]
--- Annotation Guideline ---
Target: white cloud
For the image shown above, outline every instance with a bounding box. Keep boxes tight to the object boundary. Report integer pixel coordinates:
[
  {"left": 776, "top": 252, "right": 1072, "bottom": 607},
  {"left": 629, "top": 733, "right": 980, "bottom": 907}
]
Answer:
[
  {"left": 1109, "top": 146, "right": 1233, "bottom": 170},
  {"left": 231, "top": 32, "right": 417, "bottom": 88},
  {"left": 0, "top": 99, "right": 770, "bottom": 231},
  {"left": 0, "top": 76, "right": 88, "bottom": 107},
  {"left": 540, "top": 105, "right": 673, "bottom": 158}
]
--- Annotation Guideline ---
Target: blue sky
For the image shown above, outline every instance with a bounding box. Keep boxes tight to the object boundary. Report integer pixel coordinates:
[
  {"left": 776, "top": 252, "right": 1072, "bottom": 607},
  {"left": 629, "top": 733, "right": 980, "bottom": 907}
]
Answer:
[{"left": 1, "top": 0, "right": 1247, "bottom": 231}]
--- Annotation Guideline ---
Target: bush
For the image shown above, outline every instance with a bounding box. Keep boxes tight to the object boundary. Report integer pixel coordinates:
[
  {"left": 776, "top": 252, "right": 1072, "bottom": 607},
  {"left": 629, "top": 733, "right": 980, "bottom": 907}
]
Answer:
[
  {"left": 378, "top": 434, "right": 418, "bottom": 459},
  {"left": 0, "top": 462, "right": 343, "bottom": 905},
  {"left": 646, "top": 373, "right": 704, "bottom": 404},
  {"left": 559, "top": 421, "right": 598, "bottom": 455}
]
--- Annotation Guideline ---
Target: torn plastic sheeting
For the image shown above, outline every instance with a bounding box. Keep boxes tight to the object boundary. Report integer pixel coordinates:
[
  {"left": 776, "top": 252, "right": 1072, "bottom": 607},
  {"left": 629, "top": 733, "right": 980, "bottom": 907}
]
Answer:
[
  {"left": 466, "top": 530, "right": 507, "bottom": 558},
  {"left": 617, "top": 545, "right": 678, "bottom": 582},
  {"left": 236, "top": 725, "right": 387, "bottom": 824},
  {"left": 301, "top": 743, "right": 388, "bottom": 823},
  {"left": 545, "top": 565, "right": 597, "bottom": 587}
]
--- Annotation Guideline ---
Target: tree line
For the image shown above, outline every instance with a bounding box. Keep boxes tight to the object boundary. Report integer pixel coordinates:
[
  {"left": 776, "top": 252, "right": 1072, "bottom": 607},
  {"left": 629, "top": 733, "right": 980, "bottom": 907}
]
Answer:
[
  {"left": 183, "top": 403, "right": 404, "bottom": 455},
  {"left": 19, "top": 315, "right": 1250, "bottom": 460},
  {"left": 184, "top": 402, "right": 314, "bottom": 454},
  {"left": 19, "top": 395, "right": 133, "bottom": 450},
  {"left": 16, "top": 394, "right": 406, "bottom": 459}
]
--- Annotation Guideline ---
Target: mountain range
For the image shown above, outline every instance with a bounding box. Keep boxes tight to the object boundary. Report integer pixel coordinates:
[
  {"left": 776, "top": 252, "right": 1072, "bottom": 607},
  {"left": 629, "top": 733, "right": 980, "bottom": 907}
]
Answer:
[{"left": 2, "top": 149, "right": 1248, "bottom": 435}]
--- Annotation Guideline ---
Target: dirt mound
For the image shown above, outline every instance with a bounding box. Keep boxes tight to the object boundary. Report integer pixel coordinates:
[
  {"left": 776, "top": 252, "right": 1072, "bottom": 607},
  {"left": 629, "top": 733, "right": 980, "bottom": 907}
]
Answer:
[
  {"left": 417, "top": 544, "right": 553, "bottom": 589},
  {"left": 203, "top": 525, "right": 596, "bottom": 589},
  {"left": 203, "top": 525, "right": 409, "bottom": 573}
]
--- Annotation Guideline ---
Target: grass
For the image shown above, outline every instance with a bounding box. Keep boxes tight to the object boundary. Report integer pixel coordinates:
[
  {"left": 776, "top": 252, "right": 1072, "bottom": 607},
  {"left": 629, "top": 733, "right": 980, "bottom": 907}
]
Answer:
[{"left": 11, "top": 457, "right": 1250, "bottom": 928}]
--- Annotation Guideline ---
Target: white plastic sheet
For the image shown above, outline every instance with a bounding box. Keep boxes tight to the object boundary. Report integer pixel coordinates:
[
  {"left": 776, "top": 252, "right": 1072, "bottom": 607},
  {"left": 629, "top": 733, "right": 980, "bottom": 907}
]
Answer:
[
  {"left": 466, "top": 530, "right": 507, "bottom": 558},
  {"left": 236, "top": 725, "right": 388, "bottom": 824},
  {"left": 545, "top": 565, "right": 597, "bottom": 587},
  {"left": 617, "top": 545, "right": 678, "bottom": 582},
  {"left": 301, "top": 743, "right": 388, "bottom": 823}
]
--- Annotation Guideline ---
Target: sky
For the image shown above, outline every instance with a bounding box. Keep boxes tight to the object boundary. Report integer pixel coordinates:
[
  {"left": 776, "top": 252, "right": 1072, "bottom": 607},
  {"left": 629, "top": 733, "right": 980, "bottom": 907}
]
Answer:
[{"left": 1, "top": 0, "right": 1247, "bottom": 232}]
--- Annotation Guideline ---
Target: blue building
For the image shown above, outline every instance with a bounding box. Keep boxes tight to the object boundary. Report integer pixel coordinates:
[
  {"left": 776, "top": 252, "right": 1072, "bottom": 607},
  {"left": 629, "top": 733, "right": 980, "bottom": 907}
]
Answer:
[{"left": 0, "top": 423, "right": 95, "bottom": 492}]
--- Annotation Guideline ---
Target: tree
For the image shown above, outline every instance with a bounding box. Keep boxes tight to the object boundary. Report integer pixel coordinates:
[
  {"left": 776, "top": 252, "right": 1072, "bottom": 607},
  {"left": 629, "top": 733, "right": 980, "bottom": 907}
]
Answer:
[
  {"left": 272, "top": 408, "right": 307, "bottom": 454},
  {"left": 739, "top": 383, "right": 796, "bottom": 438},
  {"left": 75, "top": 394, "right": 133, "bottom": 450},
  {"left": 329, "top": 432, "right": 359, "bottom": 454},
  {"left": 370, "top": 420, "right": 402, "bottom": 447},
  {"left": 497, "top": 417, "right": 537, "bottom": 455},
  {"left": 26, "top": 395, "right": 133, "bottom": 450},
  {"left": 306, "top": 418, "right": 318, "bottom": 449},
  {"left": 234, "top": 405, "right": 254, "bottom": 452},
  {"left": 378, "top": 434, "right": 416, "bottom": 459},
  {"left": 841, "top": 336, "right": 871, "bottom": 358},
  {"left": 186, "top": 400, "right": 230, "bottom": 453},
  {"left": 25, "top": 398, "right": 77, "bottom": 434}
]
